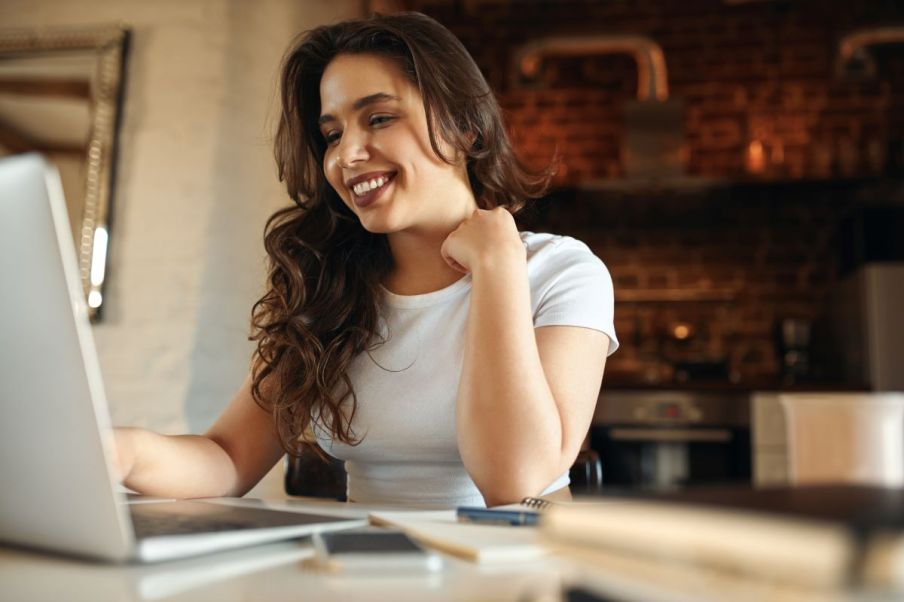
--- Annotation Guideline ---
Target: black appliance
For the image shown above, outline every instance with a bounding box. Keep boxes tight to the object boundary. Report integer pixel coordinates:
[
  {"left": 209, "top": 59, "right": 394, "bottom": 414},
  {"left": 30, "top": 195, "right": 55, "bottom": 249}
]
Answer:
[{"left": 590, "top": 390, "right": 751, "bottom": 489}]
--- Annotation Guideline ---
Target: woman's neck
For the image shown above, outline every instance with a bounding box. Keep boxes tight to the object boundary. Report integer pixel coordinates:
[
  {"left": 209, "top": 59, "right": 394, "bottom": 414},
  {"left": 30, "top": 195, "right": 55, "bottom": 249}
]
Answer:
[
  {"left": 383, "top": 233, "right": 467, "bottom": 296},
  {"left": 383, "top": 187, "right": 477, "bottom": 296}
]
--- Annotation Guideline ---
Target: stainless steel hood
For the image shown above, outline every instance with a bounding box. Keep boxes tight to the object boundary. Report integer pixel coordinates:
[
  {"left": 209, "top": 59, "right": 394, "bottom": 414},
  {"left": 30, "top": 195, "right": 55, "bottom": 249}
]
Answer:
[
  {"left": 514, "top": 35, "right": 725, "bottom": 193},
  {"left": 836, "top": 27, "right": 904, "bottom": 80}
]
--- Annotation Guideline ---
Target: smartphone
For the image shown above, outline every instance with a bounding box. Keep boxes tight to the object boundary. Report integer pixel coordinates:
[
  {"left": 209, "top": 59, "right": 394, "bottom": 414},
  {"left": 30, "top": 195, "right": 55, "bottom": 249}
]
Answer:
[{"left": 312, "top": 529, "right": 443, "bottom": 573}]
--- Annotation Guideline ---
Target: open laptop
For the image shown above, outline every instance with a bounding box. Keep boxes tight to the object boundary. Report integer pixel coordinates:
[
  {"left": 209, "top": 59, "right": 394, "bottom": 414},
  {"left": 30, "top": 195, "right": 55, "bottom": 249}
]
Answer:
[{"left": 0, "top": 153, "right": 365, "bottom": 562}]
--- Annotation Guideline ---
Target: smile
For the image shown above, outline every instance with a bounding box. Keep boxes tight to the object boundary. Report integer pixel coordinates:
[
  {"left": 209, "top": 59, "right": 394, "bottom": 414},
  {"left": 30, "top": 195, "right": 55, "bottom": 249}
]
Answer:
[
  {"left": 352, "top": 175, "right": 389, "bottom": 196},
  {"left": 349, "top": 172, "right": 396, "bottom": 208}
]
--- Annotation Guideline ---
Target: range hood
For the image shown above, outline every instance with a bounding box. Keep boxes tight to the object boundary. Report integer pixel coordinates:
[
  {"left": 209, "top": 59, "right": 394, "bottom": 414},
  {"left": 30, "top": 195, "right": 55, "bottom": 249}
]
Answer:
[
  {"left": 836, "top": 27, "right": 904, "bottom": 80},
  {"left": 516, "top": 35, "right": 725, "bottom": 193},
  {"left": 515, "top": 28, "right": 904, "bottom": 194}
]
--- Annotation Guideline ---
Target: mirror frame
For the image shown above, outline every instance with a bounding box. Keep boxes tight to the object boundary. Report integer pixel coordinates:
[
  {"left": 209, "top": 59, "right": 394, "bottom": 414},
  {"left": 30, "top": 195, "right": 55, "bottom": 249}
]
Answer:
[{"left": 0, "top": 24, "right": 130, "bottom": 321}]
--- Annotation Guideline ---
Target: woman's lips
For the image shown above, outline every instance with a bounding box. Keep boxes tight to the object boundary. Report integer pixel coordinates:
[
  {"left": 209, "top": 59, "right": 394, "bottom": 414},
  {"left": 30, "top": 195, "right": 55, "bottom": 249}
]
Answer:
[{"left": 352, "top": 172, "right": 396, "bottom": 209}]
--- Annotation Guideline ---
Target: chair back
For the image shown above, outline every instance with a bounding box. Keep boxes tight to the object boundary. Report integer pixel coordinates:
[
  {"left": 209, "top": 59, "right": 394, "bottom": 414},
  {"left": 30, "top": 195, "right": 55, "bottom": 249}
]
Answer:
[
  {"left": 284, "top": 451, "right": 347, "bottom": 501},
  {"left": 781, "top": 393, "right": 904, "bottom": 486},
  {"left": 570, "top": 448, "right": 604, "bottom": 494},
  {"left": 285, "top": 448, "right": 605, "bottom": 499}
]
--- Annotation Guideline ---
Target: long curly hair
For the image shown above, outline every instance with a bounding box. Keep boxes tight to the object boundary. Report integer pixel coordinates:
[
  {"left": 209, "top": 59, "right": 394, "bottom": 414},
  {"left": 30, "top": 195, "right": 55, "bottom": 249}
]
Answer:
[{"left": 251, "top": 11, "right": 554, "bottom": 456}]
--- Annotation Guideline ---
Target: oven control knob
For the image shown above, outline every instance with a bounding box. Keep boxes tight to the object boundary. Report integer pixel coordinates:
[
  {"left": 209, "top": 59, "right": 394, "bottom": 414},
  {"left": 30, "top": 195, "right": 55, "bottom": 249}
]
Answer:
[
  {"left": 633, "top": 406, "right": 650, "bottom": 420},
  {"left": 688, "top": 406, "right": 703, "bottom": 422}
]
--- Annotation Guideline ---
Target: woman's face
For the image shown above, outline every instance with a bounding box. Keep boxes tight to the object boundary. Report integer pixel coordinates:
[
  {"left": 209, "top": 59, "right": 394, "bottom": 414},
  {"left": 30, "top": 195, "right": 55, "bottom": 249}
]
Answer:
[{"left": 318, "top": 53, "right": 471, "bottom": 234}]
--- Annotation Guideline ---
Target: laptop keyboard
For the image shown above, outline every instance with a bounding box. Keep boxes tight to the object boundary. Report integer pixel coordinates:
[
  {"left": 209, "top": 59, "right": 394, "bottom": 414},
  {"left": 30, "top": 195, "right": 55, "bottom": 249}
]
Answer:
[
  {"left": 130, "top": 512, "right": 255, "bottom": 538},
  {"left": 126, "top": 500, "right": 356, "bottom": 542}
]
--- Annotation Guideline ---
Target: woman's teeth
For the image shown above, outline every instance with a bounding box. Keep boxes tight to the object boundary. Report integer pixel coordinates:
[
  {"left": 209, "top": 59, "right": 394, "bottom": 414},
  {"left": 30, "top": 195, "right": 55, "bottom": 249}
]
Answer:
[{"left": 352, "top": 175, "right": 389, "bottom": 197}]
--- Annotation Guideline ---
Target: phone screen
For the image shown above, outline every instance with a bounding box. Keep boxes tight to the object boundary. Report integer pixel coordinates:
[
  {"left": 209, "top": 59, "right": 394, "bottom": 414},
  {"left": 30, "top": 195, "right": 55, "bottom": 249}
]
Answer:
[
  {"left": 313, "top": 530, "right": 442, "bottom": 572},
  {"left": 318, "top": 531, "right": 424, "bottom": 554}
]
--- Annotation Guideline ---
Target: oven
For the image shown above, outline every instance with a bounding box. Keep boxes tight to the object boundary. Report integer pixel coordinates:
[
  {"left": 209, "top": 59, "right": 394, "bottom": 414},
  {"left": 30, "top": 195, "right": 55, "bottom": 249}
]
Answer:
[{"left": 590, "top": 390, "right": 751, "bottom": 489}]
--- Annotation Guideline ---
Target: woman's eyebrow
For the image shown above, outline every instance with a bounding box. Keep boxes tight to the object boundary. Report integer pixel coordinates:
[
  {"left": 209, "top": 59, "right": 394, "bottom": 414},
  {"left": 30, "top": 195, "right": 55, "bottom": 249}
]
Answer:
[{"left": 318, "top": 92, "right": 401, "bottom": 125}]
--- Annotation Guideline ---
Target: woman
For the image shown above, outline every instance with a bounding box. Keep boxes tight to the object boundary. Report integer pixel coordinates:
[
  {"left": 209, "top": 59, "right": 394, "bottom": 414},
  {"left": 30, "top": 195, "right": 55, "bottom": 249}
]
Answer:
[{"left": 115, "top": 12, "right": 617, "bottom": 507}]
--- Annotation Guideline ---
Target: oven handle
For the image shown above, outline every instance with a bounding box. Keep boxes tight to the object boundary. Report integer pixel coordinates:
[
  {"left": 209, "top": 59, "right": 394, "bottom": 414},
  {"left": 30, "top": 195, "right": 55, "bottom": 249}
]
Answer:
[{"left": 610, "top": 428, "right": 732, "bottom": 443}]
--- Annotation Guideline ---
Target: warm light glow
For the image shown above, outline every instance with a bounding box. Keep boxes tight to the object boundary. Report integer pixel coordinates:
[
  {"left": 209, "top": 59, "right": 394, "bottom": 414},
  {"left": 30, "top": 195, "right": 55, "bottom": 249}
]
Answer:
[
  {"left": 88, "top": 290, "right": 103, "bottom": 308},
  {"left": 90, "top": 227, "right": 108, "bottom": 287},
  {"left": 747, "top": 139, "right": 765, "bottom": 174},
  {"left": 673, "top": 324, "right": 691, "bottom": 340}
]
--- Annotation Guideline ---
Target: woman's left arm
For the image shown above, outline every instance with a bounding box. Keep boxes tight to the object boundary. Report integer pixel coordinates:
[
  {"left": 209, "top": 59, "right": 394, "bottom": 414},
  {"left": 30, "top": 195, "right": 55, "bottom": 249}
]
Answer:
[{"left": 442, "top": 208, "right": 610, "bottom": 507}]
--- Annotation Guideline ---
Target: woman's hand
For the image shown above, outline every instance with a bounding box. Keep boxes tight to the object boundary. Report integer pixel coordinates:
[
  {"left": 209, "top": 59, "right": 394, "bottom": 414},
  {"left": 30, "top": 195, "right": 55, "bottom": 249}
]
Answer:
[{"left": 440, "top": 207, "right": 525, "bottom": 274}]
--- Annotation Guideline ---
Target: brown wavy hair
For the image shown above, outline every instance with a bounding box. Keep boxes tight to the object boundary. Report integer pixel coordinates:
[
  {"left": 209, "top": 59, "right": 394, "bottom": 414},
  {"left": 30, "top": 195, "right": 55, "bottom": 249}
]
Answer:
[{"left": 250, "top": 11, "right": 554, "bottom": 456}]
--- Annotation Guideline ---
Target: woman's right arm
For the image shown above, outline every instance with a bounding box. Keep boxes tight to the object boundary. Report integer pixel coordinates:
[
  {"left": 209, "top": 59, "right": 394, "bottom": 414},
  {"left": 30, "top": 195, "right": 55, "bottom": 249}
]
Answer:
[{"left": 114, "top": 374, "right": 287, "bottom": 499}]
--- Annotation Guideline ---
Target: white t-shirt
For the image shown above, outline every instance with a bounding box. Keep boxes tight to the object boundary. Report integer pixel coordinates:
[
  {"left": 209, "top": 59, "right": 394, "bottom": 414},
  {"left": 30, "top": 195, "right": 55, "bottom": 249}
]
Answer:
[{"left": 315, "top": 231, "right": 618, "bottom": 506}]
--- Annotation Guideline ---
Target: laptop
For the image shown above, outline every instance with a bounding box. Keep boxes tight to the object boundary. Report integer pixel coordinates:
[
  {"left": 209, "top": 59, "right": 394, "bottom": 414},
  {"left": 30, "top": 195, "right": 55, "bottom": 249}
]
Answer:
[{"left": 0, "top": 153, "right": 365, "bottom": 562}]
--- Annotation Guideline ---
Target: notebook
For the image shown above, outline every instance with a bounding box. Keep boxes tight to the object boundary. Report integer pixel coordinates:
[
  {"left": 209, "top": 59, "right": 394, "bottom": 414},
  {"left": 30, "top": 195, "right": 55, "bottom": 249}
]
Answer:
[
  {"left": 541, "top": 484, "right": 904, "bottom": 592},
  {"left": 0, "top": 153, "right": 366, "bottom": 562},
  {"left": 368, "top": 496, "right": 596, "bottom": 562},
  {"left": 455, "top": 496, "right": 555, "bottom": 525},
  {"left": 368, "top": 509, "right": 547, "bottom": 563}
]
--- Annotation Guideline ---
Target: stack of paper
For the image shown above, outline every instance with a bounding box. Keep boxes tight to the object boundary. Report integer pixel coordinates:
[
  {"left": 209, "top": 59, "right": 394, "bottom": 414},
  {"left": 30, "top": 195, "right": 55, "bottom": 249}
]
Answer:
[{"left": 368, "top": 510, "right": 547, "bottom": 563}]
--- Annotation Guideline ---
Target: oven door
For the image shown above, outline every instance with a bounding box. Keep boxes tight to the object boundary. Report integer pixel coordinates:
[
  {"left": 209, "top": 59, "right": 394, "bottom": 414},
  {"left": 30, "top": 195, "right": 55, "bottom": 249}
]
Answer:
[
  {"left": 590, "top": 390, "right": 752, "bottom": 489},
  {"left": 591, "top": 424, "right": 751, "bottom": 488}
]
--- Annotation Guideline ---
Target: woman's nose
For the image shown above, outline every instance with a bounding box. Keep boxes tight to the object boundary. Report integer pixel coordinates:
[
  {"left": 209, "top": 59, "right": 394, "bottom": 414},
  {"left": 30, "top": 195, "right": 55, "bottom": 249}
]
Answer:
[{"left": 337, "top": 129, "right": 369, "bottom": 167}]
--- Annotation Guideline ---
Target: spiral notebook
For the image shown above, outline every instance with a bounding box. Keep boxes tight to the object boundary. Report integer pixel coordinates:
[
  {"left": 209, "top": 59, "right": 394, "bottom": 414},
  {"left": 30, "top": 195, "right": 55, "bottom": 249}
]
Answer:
[{"left": 454, "top": 497, "right": 554, "bottom": 526}]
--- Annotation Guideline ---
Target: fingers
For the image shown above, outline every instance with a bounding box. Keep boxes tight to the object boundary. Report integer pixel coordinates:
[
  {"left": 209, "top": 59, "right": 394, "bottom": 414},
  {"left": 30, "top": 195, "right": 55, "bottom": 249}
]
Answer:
[
  {"left": 446, "top": 257, "right": 469, "bottom": 274},
  {"left": 440, "top": 237, "right": 469, "bottom": 274}
]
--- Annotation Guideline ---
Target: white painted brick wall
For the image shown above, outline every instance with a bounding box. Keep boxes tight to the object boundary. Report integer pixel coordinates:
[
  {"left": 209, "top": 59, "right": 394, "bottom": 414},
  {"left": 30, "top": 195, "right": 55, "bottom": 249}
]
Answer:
[{"left": 2, "top": 0, "right": 360, "bottom": 497}]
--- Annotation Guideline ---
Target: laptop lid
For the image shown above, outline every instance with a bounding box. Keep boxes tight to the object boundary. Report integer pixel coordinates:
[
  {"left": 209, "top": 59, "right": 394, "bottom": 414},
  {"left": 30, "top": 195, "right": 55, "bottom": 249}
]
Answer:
[
  {"left": 0, "top": 154, "right": 368, "bottom": 564},
  {"left": 0, "top": 153, "right": 136, "bottom": 561}
]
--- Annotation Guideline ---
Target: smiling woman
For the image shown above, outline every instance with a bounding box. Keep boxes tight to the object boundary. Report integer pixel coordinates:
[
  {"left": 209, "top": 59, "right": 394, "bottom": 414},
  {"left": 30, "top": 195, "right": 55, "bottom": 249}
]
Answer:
[
  {"left": 318, "top": 52, "right": 474, "bottom": 235},
  {"left": 113, "top": 12, "right": 618, "bottom": 508}
]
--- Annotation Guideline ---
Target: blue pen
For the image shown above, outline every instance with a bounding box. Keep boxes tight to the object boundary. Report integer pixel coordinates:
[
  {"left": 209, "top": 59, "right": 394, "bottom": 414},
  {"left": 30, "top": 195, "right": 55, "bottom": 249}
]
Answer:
[{"left": 456, "top": 506, "right": 540, "bottom": 526}]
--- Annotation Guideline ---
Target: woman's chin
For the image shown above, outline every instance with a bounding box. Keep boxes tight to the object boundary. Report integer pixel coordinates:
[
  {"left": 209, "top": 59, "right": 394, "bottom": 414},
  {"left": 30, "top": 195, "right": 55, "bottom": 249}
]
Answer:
[
  {"left": 356, "top": 210, "right": 406, "bottom": 235},
  {"left": 357, "top": 218, "right": 398, "bottom": 235}
]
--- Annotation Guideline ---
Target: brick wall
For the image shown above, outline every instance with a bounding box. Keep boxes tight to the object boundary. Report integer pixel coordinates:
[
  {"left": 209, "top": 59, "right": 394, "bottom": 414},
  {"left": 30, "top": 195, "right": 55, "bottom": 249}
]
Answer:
[
  {"left": 409, "top": 0, "right": 904, "bottom": 384},
  {"left": 525, "top": 181, "right": 875, "bottom": 384}
]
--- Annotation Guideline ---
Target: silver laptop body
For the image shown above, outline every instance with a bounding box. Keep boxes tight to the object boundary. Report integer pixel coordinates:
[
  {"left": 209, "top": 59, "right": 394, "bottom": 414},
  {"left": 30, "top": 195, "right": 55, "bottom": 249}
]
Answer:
[{"left": 0, "top": 153, "right": 363, "bottom": 562}]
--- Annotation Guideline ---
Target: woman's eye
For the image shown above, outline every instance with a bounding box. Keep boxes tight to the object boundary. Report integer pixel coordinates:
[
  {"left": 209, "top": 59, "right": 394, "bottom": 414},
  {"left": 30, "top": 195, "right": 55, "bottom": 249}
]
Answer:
[
  {"left": 323, "top": 131, "right": 341, "bottom": 145},
  {"left": 369, "top": 114, "right": 394, "bottom": 127}
]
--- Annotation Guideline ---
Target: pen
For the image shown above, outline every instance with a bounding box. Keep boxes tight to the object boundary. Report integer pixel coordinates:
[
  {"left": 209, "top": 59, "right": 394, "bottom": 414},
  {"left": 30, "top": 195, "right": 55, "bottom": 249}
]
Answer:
[{"left": 456, "top": 506, "right": 540, "bottom": 526}]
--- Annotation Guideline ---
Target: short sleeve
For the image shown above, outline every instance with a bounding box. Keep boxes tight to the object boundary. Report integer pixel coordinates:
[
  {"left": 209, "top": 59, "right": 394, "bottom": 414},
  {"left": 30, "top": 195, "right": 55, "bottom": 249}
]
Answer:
[{"left": 526, "top": 234, "right": 619, "bottom": 356}]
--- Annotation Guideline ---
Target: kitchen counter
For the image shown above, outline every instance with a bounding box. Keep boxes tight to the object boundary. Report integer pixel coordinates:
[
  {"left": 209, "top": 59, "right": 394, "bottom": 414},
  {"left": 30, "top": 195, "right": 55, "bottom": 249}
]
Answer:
[{"left": 601, "top": 378, "right": 870, "bottom": 393}]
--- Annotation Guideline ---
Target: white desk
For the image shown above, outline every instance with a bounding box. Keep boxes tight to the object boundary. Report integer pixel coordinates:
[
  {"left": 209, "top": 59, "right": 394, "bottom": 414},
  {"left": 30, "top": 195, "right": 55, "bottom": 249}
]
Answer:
[
  {"left": 0, "top": 497, "right": 888, "bottom": 602},
  {"left": 0, "top": 497, "right": 567, "bottom": 602},
  {"left": 0, "top": 541, "right": 568, "bottom": 602}
]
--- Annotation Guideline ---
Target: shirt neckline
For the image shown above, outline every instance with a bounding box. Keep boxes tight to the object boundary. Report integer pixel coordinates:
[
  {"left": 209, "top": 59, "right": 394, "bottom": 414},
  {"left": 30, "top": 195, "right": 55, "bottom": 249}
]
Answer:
[
  {"left": 378, "top": 232, "right": 539, "bottom": 309},
  {"left": 380, "top": 273, "right": 473, "bottom": 309}
]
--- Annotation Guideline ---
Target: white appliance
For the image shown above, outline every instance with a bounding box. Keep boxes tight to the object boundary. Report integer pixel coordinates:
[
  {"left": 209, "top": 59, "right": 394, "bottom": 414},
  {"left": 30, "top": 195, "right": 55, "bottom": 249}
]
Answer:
[{"left": 829, "top": 263, "right": 904, "bottom": 391}]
